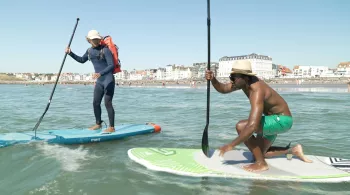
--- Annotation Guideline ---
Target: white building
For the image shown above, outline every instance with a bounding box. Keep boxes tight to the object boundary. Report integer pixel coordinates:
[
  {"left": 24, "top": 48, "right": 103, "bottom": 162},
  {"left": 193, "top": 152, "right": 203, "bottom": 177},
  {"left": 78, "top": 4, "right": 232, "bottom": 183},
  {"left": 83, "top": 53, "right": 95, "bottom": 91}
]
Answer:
[
  {"left": 165, "top": 65, "right": 174, "bottom": 80},
  {"left": 293, "top": 66, "right": 329, "bottom": 78},
  {"left": 74, "top": 74, "right": 83, "bottom": 81},
  {"left": 163, "top": 64, "right": 193, "bottom": 80},
  {"left": 193, "top": 62, "right": 218, "bottom": 79},
  {"left": 336, "top": 62, "right": 350, "bottom": 76},
  {"left": 156, "top": 68, "right": 166, "bottom": 80},
  {"left": 128, "top": 70, "right": 145, "bottom": 80},
  {"left": 43, "top": 75, "right": 51, "bottom": 81},
  {"left": 272, "top": 64, "right": 278, "bottom": 77},
  {"left": 218, "top": 53, "right": 273, "bottom": 79},
  {"left": 84, "top": 74, "right": 93, "bottom": 81},
  {"left": 144, "top": 69, "right": 157, "bottom": 80},
  {"left": 15, "top": 73, "right": 26, "bottom": 79},
  {"left": 115, "top": 70, "right": 129, "bottom": 80},
  {"left": 51, "top": 75, "right": 58, "bottom": 81},
  {"left": 60, "top": 73, "right": 75, "bottom": 81},
  {"left": 173, "top": 66, "right": 192, "bottom": 80},
  {"left": 320, "top": 69, "right": 337, "bottom": 77}
]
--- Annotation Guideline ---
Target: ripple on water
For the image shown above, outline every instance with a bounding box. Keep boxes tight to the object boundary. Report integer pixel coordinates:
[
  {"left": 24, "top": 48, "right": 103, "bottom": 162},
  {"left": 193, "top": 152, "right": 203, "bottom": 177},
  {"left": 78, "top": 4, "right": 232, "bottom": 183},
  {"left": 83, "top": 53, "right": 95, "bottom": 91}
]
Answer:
[{"left": 0, "top": 84, "right": 349, "bottom": 195}]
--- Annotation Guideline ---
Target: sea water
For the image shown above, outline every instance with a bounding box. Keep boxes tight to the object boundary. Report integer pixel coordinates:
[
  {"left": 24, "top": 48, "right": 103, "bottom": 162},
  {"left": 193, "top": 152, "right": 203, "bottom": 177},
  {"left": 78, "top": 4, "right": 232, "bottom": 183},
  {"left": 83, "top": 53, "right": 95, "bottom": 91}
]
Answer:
[{"left": 0, "top": 84, "right": 349, "bottom": 195}]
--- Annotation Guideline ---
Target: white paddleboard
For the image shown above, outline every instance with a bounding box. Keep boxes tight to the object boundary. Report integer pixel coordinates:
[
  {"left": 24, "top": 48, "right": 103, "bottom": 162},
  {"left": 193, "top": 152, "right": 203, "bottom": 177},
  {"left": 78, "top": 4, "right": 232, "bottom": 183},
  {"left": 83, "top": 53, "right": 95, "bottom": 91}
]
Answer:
[{"left": 128, "top": 148, "right": 350, "bottom": 183}]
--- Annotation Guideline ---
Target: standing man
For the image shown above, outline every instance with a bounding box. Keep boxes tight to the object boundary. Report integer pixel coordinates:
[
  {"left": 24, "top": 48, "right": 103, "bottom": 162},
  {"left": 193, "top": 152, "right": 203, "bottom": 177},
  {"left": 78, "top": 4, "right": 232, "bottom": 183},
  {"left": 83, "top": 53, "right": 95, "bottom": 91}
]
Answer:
[
  {"left": 205, "top": 60, "right": 312, "bottom": 172},
  {"left": 66, "top": 30, "right": 115, "bottom": 133}
]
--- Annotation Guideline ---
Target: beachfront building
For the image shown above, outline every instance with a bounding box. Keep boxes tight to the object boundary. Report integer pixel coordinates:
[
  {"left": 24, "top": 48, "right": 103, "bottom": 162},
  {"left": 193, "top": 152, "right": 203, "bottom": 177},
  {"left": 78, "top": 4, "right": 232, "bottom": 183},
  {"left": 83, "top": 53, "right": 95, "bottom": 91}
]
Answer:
[
  {"left": 59, "top": 73, "right": 74, "bottom": 81},
  {"left": 218, "top": 53, "right": 274, "bottom": 79},
  {"left": 15, "top": 73, "right": 33, "bottom": 80},
  {"left": 192, "top": 62, "right": 219, "bottom": 79},
  {"left": 293, "top": 66, "right": 329, "bottom": 78},
  {"left": 163, "top": 64, "right": 192, "bottom": 80},
  {"left": 172, "top": 65, "right": 192, "bottom": 80},
  {"left": 74, "top": 74, "right": 84, "bottom": 81},
  {"left": 144, "top": 69, "right": 157, "bottom": 80},
  {"left": 84, "top": 74, "right": 93, "bottom": 81},
  {"left": 165, "top": 65, "right": 174, "bottom": 80},
  {"left": 277, "top": 65, "right": 293, "bottom": 77},
  {"left": 51, "top": 75, "right": 58, "bottom": 81},
  {"left": 129, "top": 70, "right": 146, "bottom": 80},
  {"left": 115, "top": 70, "right": 129, "bottom": 80},
  {"left": 336, "top": 62, "right": 350, "bottom": 76},
  {"left": 156, "top": 68, "right": 166, "bottom": 80},
  {"left": 34, "top": 74, "right": 49, "bottom": 81},
  {"left": 272, "top": 64, "right": 278, "bottom": 77},
  {"left": 320, "top": 69, "right": 337, "bottom": 77},
  {"left": 41, "top": 74, "right": 50, "bottom": 81},
  {"left": 191, "top": 63, "right": 200, "bottom": 79}
]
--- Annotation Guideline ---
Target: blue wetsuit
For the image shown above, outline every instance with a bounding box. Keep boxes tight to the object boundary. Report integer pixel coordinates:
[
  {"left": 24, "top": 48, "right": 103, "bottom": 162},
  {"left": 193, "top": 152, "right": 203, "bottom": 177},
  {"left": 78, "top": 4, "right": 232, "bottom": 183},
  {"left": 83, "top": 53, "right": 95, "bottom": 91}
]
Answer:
[{"left": 69, "top": 45, "right": 115, "bottom": 127}]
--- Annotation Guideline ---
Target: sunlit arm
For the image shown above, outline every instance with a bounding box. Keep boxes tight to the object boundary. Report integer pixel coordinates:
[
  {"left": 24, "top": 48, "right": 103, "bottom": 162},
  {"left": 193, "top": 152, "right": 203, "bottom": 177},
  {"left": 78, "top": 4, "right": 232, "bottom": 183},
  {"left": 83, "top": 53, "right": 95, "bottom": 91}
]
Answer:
[
  {"left": 211, "top": 77, "right": 237, "bottom": 94},
  {"left": 229, "top": 90, "right": 264, "bottom": 147},
  {"left": 69, "top": 50, "right": 88, "bottom": 63}
]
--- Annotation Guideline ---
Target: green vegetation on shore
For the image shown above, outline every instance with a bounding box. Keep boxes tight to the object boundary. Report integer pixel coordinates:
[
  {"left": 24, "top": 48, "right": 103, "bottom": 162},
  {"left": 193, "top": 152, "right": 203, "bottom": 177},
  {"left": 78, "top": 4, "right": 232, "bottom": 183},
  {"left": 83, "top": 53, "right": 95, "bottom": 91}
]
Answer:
[{"left": 0, "top": 74, "right": 25, "bottom": 81}]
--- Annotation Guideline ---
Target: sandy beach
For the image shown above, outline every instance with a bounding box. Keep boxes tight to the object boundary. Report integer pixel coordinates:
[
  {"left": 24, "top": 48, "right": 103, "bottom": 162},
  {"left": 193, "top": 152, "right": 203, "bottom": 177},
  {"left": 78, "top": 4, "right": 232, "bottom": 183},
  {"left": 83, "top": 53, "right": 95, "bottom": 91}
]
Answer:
[{"left": 1, "top": 77, "right": 349, "bottom": 87}]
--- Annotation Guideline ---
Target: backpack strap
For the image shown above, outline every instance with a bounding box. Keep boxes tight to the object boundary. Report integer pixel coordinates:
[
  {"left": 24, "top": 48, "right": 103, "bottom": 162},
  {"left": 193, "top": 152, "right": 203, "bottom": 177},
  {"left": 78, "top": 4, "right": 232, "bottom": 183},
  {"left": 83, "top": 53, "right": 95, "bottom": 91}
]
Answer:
[
  {"left": 87, "top": 48, "right": 92, "bottom": 61},
  {"left": 100, "top": 46, "right": 105, "bottom": 60},
  {"left": 87, "top": 46, "right": 105, "bottom": 61},
  {"left": 99, "top": 37, "right": 106, "bottom": 60}
]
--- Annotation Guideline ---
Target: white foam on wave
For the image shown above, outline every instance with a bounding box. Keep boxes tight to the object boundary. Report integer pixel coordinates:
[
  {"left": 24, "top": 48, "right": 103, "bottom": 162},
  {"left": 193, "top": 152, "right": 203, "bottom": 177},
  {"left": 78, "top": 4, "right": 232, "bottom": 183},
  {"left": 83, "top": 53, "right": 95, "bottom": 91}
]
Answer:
[
  {"left": 29, "top": 180, "right": 59, "bottom": 195},
  {"left": 36, "top": 143, "right": 98, "bottom": 172},
  {"left": 29, "top": 179, "right": 88, "bottom": 195}
]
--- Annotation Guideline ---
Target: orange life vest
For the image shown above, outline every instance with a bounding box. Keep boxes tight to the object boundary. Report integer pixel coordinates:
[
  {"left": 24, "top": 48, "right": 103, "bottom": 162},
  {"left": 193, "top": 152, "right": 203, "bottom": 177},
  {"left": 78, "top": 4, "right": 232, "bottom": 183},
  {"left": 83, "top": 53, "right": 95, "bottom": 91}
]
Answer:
[
  {"left": 88, "top": 35, "right": 122, "bottom": 74},
  {"left": 100, "top": 36, "right": 121, "bottom": 74}
]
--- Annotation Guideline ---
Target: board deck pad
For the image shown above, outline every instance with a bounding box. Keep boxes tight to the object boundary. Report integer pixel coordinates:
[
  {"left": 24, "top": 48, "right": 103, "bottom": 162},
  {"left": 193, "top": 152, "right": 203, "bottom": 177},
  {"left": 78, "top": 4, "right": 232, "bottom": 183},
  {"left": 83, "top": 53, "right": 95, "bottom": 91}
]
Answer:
[
  {"left": 128, "top": 148, "right": 350, "bottom": 183},
  {"left": 0, "top": 124, "right": 160, "bottom": 148}
]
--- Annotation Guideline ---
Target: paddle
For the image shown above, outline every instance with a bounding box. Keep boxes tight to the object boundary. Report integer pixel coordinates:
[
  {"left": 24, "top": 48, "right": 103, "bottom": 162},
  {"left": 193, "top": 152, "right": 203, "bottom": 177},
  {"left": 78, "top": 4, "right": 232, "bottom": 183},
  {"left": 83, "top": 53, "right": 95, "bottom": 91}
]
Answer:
[
  {"left": 32, "top": 18, "right": 80, "bottom": 138},
  {"left": 201, "top": 0, "right": 211, "bottom": 157}
]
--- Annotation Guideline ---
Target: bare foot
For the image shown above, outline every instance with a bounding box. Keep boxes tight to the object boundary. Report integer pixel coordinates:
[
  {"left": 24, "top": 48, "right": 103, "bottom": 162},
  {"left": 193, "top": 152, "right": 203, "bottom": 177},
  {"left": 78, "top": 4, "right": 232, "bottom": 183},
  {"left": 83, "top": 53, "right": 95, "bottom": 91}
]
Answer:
[
  {"left": 243, "top": 161, "right": 269, "bottom": 172},
  {"left": 292, "top": 144, "right": 313, "bottom": 163},
  {"left": 103, "top": 127, "right": 115, "bottom": 133},
  {"left": 89, "top": 124, "right": 102, "bottom": 130}
]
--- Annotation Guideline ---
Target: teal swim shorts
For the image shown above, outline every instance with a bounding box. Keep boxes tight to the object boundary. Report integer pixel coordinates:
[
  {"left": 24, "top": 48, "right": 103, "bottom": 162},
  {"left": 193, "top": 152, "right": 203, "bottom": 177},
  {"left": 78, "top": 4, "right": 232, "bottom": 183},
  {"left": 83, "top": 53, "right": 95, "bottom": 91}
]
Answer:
[{"left": 260, "top": 115, "right": 293, "bottom": 143}]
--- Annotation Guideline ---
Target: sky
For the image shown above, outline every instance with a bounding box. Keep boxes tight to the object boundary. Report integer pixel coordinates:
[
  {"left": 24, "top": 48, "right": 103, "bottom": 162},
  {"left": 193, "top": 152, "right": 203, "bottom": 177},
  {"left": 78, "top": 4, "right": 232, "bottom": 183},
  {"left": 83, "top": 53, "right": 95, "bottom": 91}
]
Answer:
[{"left": 0, "top": 0, "right": 349, "bottom": 73}]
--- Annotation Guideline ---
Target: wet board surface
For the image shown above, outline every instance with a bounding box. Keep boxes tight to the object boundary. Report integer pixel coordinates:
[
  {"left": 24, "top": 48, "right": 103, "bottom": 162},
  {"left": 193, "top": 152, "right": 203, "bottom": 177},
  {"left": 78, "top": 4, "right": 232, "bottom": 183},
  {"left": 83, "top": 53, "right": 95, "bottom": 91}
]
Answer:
[
  {"left": 0, "top": 124, "right": 160, "bottom": 148},
  {"left": 128, "top": 148, "right": 350, "bottom": 183}
]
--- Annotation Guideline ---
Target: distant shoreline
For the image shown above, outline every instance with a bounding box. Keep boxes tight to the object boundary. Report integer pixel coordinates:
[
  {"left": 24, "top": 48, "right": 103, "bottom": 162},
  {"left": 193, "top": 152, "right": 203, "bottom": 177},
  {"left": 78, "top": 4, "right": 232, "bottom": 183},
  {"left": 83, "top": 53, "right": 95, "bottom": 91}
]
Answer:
[{"left": 0, "top": 77, "right": 349, "bottom": 86}]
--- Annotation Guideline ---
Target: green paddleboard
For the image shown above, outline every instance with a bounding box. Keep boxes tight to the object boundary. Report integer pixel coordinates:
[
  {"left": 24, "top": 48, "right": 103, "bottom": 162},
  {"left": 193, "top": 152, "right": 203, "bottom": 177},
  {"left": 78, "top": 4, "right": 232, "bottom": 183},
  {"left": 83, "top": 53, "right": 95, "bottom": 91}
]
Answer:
[{"left": 128, "top": 148, "right": 350, "bottom": 183}]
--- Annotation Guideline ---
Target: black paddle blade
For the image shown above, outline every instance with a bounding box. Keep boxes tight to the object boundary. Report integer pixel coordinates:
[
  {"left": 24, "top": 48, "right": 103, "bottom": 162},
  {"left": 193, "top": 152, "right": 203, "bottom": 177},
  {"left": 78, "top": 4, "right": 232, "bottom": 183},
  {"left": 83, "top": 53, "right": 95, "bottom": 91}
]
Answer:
[{"left": 201, "top": 124, "right": 209, "bottom": 157}]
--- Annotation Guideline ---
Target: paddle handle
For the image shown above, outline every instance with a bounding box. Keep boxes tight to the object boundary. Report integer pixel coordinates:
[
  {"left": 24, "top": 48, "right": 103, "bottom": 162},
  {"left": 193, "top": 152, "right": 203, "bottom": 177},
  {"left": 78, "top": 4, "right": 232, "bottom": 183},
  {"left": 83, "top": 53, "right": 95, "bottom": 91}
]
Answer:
[{"left": 48, "top": 18, "right": 80, "bottom": 101}]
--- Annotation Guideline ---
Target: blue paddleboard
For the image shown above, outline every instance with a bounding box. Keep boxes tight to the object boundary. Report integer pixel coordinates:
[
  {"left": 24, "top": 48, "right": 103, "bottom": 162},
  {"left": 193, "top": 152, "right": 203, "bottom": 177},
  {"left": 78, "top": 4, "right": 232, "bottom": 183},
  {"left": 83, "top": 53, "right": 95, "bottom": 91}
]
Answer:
[{"left": 0, "top": 123, "right": 161, "bottom": 148}]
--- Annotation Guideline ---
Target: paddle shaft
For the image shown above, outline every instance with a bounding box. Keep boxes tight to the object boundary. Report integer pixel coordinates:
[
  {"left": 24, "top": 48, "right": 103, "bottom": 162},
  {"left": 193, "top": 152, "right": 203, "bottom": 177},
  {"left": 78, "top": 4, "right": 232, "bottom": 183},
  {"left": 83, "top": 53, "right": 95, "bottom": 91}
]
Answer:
[
  {"left": 33, "top": 18, "right": 80, "bottom": 137},
  {"left": 206, "top": 0, "right": 211, "bottom": 126},
  {"left": 207, "top": 0, "right": 210, "bottom": 124},
  {"left": 202, "top": 0, "right": 211, "bottom": 157}
]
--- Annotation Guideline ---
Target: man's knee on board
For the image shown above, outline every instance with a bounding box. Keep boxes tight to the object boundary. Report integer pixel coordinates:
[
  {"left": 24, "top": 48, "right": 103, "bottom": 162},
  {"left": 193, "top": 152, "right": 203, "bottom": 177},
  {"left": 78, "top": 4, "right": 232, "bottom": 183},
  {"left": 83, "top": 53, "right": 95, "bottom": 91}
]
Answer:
[{"left": 236, "top": 120, "right": 248, "bottom": 134}]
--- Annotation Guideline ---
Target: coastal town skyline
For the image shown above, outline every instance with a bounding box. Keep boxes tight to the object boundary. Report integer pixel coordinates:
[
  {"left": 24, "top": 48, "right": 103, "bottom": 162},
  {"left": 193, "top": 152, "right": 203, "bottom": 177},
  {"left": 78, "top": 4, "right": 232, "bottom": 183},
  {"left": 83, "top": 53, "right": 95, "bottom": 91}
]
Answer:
[
  {"left": 2, "top": 53, "right": 348, "bottom": 75},
  {"left": 6, "top": 54, "right": 350, "bottom": 82}
]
